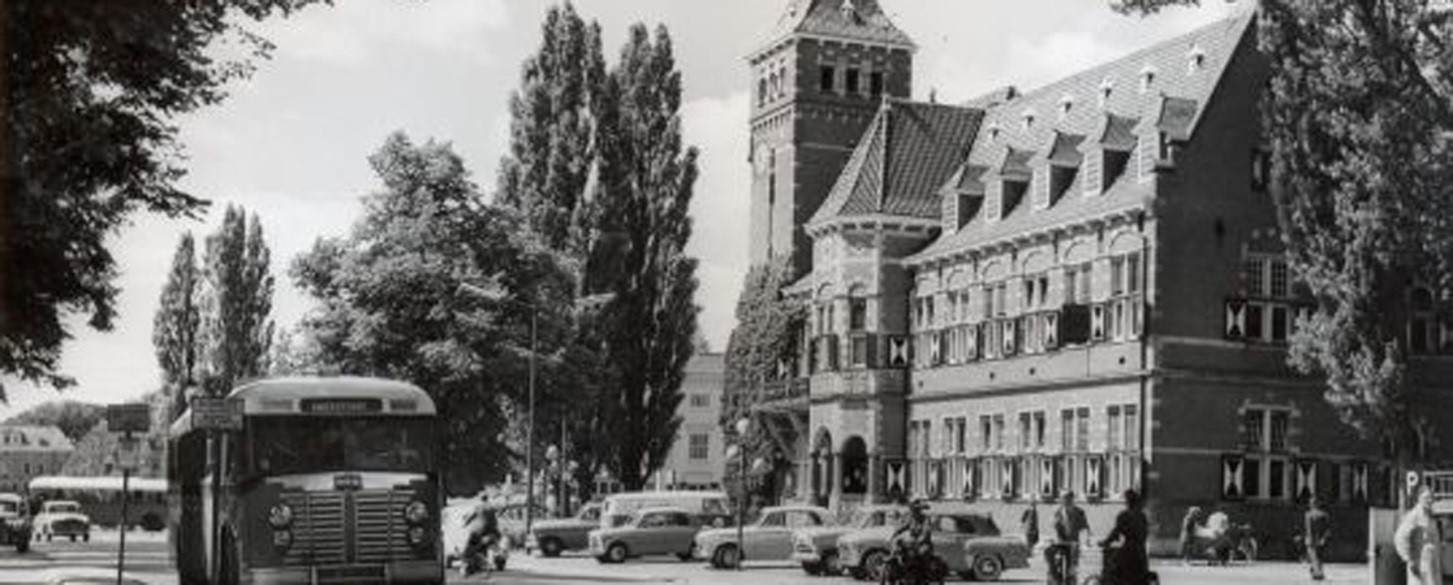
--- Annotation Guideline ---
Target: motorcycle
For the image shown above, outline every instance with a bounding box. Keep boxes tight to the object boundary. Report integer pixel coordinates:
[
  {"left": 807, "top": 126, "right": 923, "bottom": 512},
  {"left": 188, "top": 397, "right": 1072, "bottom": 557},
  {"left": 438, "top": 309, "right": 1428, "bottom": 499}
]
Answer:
[
  {"left": 877, "top": 538, "right": 947, "bottom": 585},
  {"left": 459, "top": 535, "right": 510, "bottom": 577},
  {"left": 1187, "top": 517, "right": 1257, "bottom": 565}
]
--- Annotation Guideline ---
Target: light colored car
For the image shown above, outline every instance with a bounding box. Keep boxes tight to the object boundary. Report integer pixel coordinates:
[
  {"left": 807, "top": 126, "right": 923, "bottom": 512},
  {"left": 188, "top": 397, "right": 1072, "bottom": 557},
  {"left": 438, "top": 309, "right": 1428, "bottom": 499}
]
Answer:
[
  {"left": 695, "top": 505, "right": 835, "bottom": 569},
  {"left": 792, "top": 504, "right": 907, "bottom": 576},
  {"left": 0, "top": 494, "right": 31, "bottom": 552},
  {"left": 526, "top": 503, "right": 603, "bottom": 557},
  {"left": 836, "top": 509, "right": 1030, "bottom": 582},
  {"left": 35, "top": 500, "right": 90, "bottom": 543},
  {"left": 588, "top": 507, "right": 701, "bottom": 563},
  {"left": 599, "top": 491, "right": 731, "bottom": 528}
]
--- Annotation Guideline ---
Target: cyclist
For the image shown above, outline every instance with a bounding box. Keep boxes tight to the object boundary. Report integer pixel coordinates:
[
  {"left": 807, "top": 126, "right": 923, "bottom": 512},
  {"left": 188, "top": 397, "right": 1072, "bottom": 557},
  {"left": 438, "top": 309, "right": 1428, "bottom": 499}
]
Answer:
[
  {"left": 890, "top": 498, "right": 935, "bottom": 579},
  {"left": 1050, "top": 490, "right": 1090, "bottom": 584},
  {"left": 1099, "top": 488, "right": 1151, "bottom": 585},
  {"left": 461, "top": 500, "right": 501, "bottom": 574}
]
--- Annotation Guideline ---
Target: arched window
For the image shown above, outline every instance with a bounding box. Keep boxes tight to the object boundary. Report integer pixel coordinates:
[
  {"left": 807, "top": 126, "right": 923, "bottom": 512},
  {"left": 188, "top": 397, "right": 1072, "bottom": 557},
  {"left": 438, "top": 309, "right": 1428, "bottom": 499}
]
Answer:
[{"left": 758, "top": 78, "right": 768, "bottom": 106}]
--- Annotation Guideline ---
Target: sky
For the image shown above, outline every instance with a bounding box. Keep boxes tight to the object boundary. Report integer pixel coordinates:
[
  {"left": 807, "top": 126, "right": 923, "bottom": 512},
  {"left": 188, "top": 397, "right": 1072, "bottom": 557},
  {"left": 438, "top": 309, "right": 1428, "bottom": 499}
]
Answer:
[{"left": 1, "top": 0, "right": 1241, "bottom": 416}]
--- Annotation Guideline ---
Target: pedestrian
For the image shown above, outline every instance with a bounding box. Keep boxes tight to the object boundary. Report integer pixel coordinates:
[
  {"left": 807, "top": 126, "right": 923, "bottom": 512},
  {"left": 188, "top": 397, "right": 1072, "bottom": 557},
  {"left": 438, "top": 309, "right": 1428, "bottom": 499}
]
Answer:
[
  {"left": 1396, "top": 486, "right": 1444, "bottom": 585},
  {"left": 1052, "top": 490, "right": 1091, "bottom": 582},
  {"left": 1022, "top": 500, "right": 1040, "bottom": 551},
  {"left": 1304, "top": 496, "right": 1330, "bottom": 580},
  {"left": 1180, "top": 505, "right": 1202, "bottom": 565},
  {"left": 1099, "top": 488, "right": 1150, "bottom": 585}
]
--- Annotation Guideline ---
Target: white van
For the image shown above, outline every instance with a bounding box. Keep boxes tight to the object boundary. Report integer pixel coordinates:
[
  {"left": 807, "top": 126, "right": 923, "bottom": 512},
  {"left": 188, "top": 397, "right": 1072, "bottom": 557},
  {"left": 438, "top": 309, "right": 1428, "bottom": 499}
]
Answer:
[{"left": 599, "top": 491, "right": 732, "bottom": 528}]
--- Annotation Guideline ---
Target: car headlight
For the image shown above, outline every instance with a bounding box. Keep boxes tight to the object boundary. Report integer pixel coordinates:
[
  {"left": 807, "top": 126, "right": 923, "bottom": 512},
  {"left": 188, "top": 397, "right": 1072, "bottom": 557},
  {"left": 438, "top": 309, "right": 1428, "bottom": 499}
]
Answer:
[
  {"left": 405, "top": 501, "right": 429, "bottom": 524},
  {"left": 268, "top": 503, "right": 293, "bottom": 529},
  {"left": 408, "top": 526, "right": 428, "bottom": 547},
  {"left": 272, "top": 529, "right": 293, "bottom": 550}
]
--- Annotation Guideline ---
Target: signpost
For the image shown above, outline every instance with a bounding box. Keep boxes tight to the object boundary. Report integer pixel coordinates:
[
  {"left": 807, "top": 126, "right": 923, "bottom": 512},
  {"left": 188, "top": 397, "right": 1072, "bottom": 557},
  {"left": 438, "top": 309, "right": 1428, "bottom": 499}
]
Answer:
[{"left": 106, "top": 403, "right": 151, "bottom": 585}]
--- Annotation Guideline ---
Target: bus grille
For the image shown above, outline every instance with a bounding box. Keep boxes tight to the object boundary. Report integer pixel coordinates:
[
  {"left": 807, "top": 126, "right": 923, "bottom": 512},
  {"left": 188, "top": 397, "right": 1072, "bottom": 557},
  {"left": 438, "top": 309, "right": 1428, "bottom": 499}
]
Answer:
[
  {"left": 282, "top": 492, "right": 346, "bottom": 566},
  {"left": 354, "top": 489, "right": 415, "bottom": 563}
]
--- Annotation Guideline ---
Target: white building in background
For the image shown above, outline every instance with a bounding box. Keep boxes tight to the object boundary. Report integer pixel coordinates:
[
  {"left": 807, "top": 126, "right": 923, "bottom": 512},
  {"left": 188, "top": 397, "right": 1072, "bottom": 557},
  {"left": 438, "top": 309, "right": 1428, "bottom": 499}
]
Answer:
[
  {"left": 0, "top": 426, "right": 74, "bottom": 492},
  {"left": 645, "top": 353, "right": 726, "bottom": 491}
]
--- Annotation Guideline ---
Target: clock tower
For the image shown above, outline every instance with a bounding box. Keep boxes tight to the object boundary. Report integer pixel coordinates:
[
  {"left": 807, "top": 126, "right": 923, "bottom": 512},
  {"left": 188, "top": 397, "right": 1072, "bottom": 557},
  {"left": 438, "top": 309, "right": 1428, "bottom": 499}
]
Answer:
[{"left": 748, "top": 0, "right": 915, "bottom": 277}]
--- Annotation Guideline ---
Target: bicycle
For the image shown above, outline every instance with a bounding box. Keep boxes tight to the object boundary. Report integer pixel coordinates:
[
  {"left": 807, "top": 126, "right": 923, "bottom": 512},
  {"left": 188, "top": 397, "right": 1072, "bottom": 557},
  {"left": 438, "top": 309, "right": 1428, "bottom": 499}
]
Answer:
[{"left": 1079, "top": 545, "right": 1160, "bottom": 585}]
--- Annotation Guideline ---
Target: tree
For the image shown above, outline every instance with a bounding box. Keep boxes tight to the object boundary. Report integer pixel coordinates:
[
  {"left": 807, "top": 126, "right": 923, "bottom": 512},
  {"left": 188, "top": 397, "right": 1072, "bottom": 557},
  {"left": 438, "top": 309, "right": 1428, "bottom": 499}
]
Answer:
[
  {"left": 495, "top": 2, "right": 606, "bottom": 254},
  {"left": 291, "top": 132, "right": 577, "bottom": 495},
  {"left": 589, "top": 24, "right": 701, "bottom": 491},
  {"left": 721, "top": 259, "right": 807, "bottom": 472},
  {"left": 59, "top": 390, "right": 169, "bottom": 478},
  {"left": 195, "top": 206, "right": 275, "bottom": 402},
  {"left": 0, "top": 0, "right": 322, "bottom": 396},
  {"left": 3, "top": 401, "right": 105, "bottom": 444},
  {"left": 153, "top": 233, "right": 200, "bottom": 421},
  {"left": 1113, "top": 0, "right": 1453, "bottom": 458}
]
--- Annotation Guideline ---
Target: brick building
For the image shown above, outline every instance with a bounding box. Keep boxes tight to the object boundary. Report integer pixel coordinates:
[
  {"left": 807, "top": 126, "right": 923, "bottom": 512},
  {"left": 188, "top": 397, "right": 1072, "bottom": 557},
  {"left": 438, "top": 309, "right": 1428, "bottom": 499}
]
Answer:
[
  {"left": 744, "top": 0, "right": 1453, "bottom": 557},
  {"left": 0, "top": 425, "right": 74, "bottom": 493}
]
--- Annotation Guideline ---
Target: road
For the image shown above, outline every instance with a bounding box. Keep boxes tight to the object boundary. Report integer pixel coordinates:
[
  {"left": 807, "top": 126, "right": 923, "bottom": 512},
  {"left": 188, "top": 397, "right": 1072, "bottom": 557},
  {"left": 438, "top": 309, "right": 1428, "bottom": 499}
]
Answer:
[{"left": 0, "top": 533, "right": 1369, "bottom": 584}]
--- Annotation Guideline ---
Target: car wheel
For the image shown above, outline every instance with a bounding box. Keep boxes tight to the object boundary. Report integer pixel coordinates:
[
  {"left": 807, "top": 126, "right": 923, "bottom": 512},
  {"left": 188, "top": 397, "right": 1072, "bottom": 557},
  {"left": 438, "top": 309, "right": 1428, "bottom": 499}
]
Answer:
[
  {"left": 801, "top": 561, "right": 823, "bottom": 575},
  {"left": 69, "top": 534, "right": 76, "bottom": 542},
  {"left": 82, "top": 533, "right": 89, "bottom": 543},
  {"left": 861, "top": 550, "right": 887, "bottom": 582},
  {"left": 15, "top": 536, "right": 28, "bottom": 554},
  {"left": 972, "top": 554, "right": 1003, "bottom": 581},
  {"left": 676, "top": 542, "right": 695, "bottom": 562},
  {"left": 822, "top": 550, "right": 840, "bottom": 576},
  {"left": 713, "top": 544, "right": 740, "bottom": 569},
  {"left": 540, "top": 537, "right": 563, "bottom": 558},
  {"left": 606, "top": 542, "right": 628, "bottom": 564},
  {"left": 44, "top": 533, "right": 52, "bottom": 542}
]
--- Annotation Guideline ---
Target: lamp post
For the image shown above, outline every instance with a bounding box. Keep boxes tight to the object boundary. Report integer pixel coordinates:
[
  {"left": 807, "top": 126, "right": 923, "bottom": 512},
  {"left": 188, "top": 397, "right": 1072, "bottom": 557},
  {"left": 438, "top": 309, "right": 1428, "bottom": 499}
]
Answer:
[
  {"left": 459, "top": 282, "right": 538, "bottom": 537},
  {"left": 731, "top": 417, "right": 753, "bottom": 570}
]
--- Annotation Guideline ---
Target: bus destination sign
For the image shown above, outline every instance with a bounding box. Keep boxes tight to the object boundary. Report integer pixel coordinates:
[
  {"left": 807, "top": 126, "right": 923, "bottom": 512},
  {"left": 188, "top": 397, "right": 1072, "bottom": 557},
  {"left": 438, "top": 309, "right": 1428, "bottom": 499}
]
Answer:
[
  {"left": 191, "top": 398, "right": 243, "bottom": 431},
  {"left": 301, "top": 398, "right": 383, "bottom": 414}
]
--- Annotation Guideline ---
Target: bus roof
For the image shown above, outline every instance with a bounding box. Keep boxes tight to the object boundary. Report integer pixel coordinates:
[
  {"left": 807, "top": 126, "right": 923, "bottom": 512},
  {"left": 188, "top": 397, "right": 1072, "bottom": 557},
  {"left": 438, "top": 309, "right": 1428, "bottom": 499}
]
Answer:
[
  {"left": 172, "top": 377, "right": 436, "bottom": 436},
  {"left": 29, "top": 476, "right": 167, "bottom": 493}
]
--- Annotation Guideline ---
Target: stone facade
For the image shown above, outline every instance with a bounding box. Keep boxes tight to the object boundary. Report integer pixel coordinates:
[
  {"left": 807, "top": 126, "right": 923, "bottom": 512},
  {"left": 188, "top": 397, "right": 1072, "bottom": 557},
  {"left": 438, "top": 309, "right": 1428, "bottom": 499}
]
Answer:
[
  {"left": 745, "top": 1, "right": 1453, "bottom": 559},
  {"left": 649, "top": 353, "right": 727, "bottom": 490},
  {"left": 0, "top": 425, "right": 74, "bottom": 493}
]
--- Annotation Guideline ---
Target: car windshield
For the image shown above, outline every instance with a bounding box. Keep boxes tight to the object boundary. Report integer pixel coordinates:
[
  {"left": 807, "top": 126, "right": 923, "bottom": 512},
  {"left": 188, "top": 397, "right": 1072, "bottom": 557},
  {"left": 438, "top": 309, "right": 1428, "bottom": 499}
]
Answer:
[
  {"left": 0, "top": 501, "right": 16, "bottom": 514},
  {"left": 852, "top": 509, "right": 898, "bottom": 529},
  {"left": 247, "top": 416, "right": 434, "bottom": 476},
  {"left": 48, "top": 503, "right": 80, "bottom": 514},
  {"left": 580, "top": 506, "right": 600, "bottom": 521}
]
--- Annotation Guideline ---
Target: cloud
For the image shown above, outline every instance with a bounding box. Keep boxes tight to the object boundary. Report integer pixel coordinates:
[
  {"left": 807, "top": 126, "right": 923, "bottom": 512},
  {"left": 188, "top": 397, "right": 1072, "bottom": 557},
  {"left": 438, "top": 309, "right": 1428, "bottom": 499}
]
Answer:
[
  {"left": 682, "top": 91, "right": 751, "bottom": 352},
  {"left": 260, "top": 0, "right": 510, "bottom": 66}
]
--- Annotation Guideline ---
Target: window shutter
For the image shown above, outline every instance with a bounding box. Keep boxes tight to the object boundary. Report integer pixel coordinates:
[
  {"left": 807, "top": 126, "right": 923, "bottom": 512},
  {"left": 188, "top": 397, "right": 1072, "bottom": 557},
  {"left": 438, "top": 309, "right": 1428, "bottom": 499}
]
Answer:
[
  {"left": 965, "top": 324, "right": 979, "bottom": 360},
  {"left": 1002, "top": 320, "right": 1018, "bottom": 356},
  {"left": 1222, "top": 454, "right": 1246, "bottom": 501},
  {"left": 1086, "top": 455, "right": 1104, "bottom": 499},
  {"left": 1225, "top": 299, "right": 1247, "bottom": 339},
  {"left": 1090, "top": 305, "right": 1106, "bottom": 340},
  {"left": 1043, "top": 312, "right": 1060, "bottom": 349},
  {"left": 1083, "top": 150, "right": 1103, "bottom": 196},
  {"left": 1040, "top": 457, "right": 1056, "bottom": 499},
  {"left": 1295, "top": 459, "right": 1318, "bottom": 503},
  {"left": 930, "top": 332, "right": 943, "bottom": 366}
]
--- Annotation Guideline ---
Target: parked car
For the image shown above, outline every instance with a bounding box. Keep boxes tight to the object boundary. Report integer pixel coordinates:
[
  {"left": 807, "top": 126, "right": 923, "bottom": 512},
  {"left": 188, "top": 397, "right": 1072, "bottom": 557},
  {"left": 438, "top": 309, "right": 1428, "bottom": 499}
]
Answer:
[
  {"left": 588, "top": 507, "right": 701, "bottom": 563},
  {"left": 526, "top": 502, "right": 603, "bottom": 557},
  {"left": 792, "top": 504, "right": 907, "bottom": 576},
  {"left": 497, "top": 501, "right": 549, "bottom": 549},
  {"left": 0, "top": 494, "right": 31, "bottom": 552},
  {"left": 695, "top": 505, "right": 834, "bottom": 569},
  {"left": 34, "top": 500, "right": 90, "bottom": 542},
  {"left": 836, "top": 507, "right": 1029, "bottom": 581},
  {"left": 600, "top": 490, "right": 731, "bottom": 528}
]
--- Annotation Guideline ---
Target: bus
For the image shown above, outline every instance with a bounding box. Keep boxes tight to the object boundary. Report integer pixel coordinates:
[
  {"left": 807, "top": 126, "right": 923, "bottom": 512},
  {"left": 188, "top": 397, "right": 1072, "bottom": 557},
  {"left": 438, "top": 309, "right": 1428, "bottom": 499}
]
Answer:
[
  {"left": 28, "top": 475, "right": 168, "bottom": 530},
  {"left": 170, "top": 377, "right": 443, "bottom": 585}
]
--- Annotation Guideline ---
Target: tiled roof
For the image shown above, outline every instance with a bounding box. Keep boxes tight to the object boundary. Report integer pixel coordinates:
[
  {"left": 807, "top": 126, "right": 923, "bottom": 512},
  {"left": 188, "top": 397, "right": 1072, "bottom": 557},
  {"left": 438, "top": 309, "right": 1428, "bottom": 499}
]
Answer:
[
  {"left": 0, "top": 425, "right": 73, "bottom": 452},
  {"left": 811, "top": 100, "right": 983, "bottom": 223},
  {"left": 910, "top": 12, "right": 1255, "bottom": 262},
  {"left": 764, "top": 0, "right": 915, "bottom": 51}
]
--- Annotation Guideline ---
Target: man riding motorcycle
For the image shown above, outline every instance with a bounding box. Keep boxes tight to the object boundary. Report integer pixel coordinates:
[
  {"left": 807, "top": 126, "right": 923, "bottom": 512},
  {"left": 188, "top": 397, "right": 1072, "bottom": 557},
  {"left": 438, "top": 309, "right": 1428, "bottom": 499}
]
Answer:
[
  {"left": 883, "top": 499, "right": 937, "bottom": 584},
  {"left": 461, "top": 500, "right": 503, "bottom": 575}
]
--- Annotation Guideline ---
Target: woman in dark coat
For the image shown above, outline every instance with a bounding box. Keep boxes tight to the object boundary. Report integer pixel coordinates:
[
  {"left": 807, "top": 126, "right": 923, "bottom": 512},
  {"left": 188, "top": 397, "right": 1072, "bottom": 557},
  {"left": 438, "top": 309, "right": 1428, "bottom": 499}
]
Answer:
[{"left": 1099, "top": 488, "right": 1151, "bottom": 585}]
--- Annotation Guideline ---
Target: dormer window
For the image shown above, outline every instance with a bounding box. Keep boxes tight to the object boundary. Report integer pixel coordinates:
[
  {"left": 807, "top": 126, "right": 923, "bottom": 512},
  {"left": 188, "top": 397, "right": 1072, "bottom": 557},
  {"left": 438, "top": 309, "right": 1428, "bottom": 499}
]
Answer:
[
  {"left": 820, "top": 65, "right": 836, "bottom": 93},
  {"left": 1188, "top": 46, "right": 1207, "bottom": 74},
  {"left": 1050, "top": 165, "right": 1078, "bottom": 206},
  {"left": 1059, "top": 96, "right": 1075, "bottom": 121},
  {"left": 1099, "top": 78, "right": 1114, "bottom": 106},
  {"left": 1022, "top": 108, "right": 1037, "bottom": 131},
  {"left": 1140, "top": 65, "right": 1157, "bottom": 93},
  {"left": 1002, "top": 180, "right": 1029, "bottom": 217}
]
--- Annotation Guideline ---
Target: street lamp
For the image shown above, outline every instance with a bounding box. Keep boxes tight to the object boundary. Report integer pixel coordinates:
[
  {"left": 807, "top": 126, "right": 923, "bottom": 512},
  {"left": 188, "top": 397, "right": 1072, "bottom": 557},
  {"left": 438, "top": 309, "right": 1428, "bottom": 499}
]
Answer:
[
  {"left": 730, "top": 417, "right": 753, "bottom": 570},
  {"left": 458, "top": 281, "right": 539, "bottom": 538}
]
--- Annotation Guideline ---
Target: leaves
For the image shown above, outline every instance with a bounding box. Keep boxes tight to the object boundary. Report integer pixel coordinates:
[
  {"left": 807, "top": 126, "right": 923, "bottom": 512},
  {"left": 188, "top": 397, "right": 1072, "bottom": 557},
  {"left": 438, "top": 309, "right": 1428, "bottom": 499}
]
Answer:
[
  {"left": 722, "top": 258, "right": 807, "bottom": 461},
  {"left": 196, "top": 206, "right": 274, "bottom": 399},
  {"left": 153, "top": 233, "right": 200, "bottom": 420},
  {"left": 0, "top": 0, "right": 326, "bottom": 397}
]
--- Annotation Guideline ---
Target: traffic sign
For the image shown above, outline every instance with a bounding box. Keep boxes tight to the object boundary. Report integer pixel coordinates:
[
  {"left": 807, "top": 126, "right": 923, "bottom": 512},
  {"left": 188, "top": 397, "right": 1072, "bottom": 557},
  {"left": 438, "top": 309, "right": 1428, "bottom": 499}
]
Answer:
[
  {"left": 106, "top": 403, "right": 151, "bottom": 434},
  {"left": 191, "top": 397, "right": 243, "bottom": 431}
]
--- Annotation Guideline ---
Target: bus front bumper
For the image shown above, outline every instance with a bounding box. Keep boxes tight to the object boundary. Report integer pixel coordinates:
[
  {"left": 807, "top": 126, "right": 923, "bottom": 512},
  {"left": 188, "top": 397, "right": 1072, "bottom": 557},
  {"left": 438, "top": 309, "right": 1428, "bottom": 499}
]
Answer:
[{"left": 244, "top": 560, "right": 441, "bottom": 584}]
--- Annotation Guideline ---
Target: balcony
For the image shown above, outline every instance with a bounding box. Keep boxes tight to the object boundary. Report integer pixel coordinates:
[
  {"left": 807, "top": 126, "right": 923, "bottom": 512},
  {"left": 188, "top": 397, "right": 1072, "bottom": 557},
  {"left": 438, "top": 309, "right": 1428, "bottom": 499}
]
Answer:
[{"left": 756, "top": 377, "right": 809, "bottom": 413}]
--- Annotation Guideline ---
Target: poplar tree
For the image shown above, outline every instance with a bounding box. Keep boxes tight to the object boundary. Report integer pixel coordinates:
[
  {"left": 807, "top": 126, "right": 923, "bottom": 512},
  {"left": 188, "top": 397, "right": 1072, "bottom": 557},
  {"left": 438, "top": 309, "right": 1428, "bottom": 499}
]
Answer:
[
  {"left": 1112, "top": 0, "right": 1453, "bottom": 459},
  {"left": 197, "top": 206, "right": 275, "bottom": 398},
  {"left": 153, "top": 233, "right": 200, "bottom": 420},
  {"left": 590, "top": 24, "right": 701, "bottom": 490}
]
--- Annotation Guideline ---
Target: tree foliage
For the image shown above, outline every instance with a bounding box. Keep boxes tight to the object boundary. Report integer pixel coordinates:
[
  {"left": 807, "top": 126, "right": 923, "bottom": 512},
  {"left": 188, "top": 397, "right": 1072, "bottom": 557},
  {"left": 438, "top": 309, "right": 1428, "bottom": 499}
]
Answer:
[
  {"left": 0, "top": 0, "right": 323, "bottom": 395},
  {"left": 3, "top": 400, "right": 105, "bottom": 444},
  {"left": 495, "top": 2, "right": 606, "bottom": 254},
  {"left": 291, "top": 132, "right": 577, "bottom": 495},
  {"left": 196, "top": 206, "right": 275, "bottom": 401},
  {"left": 721, "top": 259, "right": 807, "bottom": 462},
  {"left": 1113, "top": 0, "right": 1453, "bottom": 455},
  {"left": 153, "top": 233, "right": 200, "bottom": 421},
  {"left": 588, "top": 24, "right": 701, "bottom": 491},
  {"left": 59, "top": 391, "right": 169, "bottom": 478}
]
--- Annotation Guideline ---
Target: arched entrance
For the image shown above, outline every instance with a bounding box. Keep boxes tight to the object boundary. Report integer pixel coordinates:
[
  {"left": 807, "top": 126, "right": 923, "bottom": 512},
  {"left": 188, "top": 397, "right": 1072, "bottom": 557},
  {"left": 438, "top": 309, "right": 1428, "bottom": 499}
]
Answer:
[
  {"left": 811, "top": 428, "right": 833, "bottom": 507},
  {"left": 841, "top": 436, "right": 868, "bottom": 495}
]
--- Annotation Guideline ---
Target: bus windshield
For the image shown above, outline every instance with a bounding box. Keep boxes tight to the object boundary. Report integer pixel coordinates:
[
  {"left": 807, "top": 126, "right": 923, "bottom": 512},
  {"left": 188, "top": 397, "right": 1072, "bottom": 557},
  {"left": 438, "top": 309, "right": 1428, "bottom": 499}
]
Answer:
[{"left": 247, "top": 416, "right": 434, "bottom": 477}]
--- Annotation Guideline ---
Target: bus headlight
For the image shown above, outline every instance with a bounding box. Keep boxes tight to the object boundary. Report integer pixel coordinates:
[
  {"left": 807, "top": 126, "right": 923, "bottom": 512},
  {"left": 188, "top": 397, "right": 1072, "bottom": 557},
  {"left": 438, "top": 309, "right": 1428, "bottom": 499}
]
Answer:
[
  {"left": 405, "top": 500, "right": 428, "bottom": 524},
  {"left": 407, "top": 526, "right": 427, "bottom": 547},
  {"left": 268, "top": 503, "right": 294, "bottom": 529},
  {"left": 272, "top": 529, "right": 293, "bottom": 550}
]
